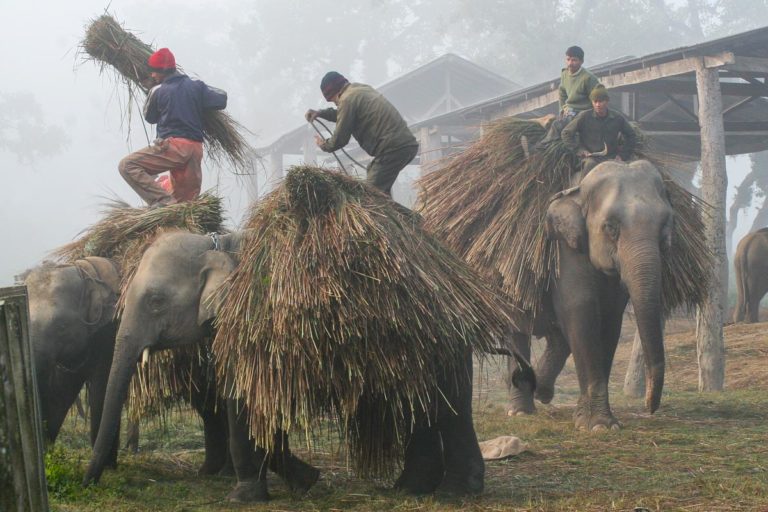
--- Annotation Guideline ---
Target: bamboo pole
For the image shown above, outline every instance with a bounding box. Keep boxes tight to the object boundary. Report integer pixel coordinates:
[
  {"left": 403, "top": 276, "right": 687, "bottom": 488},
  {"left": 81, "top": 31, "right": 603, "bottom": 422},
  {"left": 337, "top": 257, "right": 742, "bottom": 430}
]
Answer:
[{"left": 0, "top": 286, "right": 49, "bottom": 512}]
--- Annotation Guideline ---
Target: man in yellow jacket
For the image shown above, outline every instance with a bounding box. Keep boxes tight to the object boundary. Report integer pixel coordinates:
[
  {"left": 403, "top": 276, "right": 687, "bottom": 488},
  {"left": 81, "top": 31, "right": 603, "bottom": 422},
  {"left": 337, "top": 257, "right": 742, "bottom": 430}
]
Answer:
[{"left": 306, "top": 72, "right": 419, "bottom": 196}]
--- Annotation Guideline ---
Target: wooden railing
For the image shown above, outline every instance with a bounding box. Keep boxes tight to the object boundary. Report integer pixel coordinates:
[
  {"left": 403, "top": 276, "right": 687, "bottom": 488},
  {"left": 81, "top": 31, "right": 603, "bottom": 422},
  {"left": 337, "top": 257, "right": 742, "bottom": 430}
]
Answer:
[{"left": 0, "top": 286, "right": 49, "bottom": 511}]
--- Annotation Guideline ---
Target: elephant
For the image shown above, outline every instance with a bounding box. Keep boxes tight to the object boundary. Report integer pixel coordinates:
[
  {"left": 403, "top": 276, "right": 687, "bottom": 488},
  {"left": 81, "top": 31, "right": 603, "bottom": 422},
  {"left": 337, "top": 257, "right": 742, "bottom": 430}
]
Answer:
[
  {"left": 733, "top": 228, "right": 768, "bottom": 323},
  {"left": 82, "top": 231, "right": 319, "bottom": 503},
  {"left": 24, "top": 257, "right": 122, "bottom": 465},
  {"left": 506, "top": 160, "right": 672, "bottom": 431},
  {"left": 23, "top": 257, "right": 233, "bottom": 475}
]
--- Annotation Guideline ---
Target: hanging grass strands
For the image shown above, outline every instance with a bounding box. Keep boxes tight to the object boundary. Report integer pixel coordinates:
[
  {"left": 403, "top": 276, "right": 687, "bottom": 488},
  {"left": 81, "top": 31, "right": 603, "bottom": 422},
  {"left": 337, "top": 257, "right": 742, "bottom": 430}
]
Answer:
[
  {"left": 213, "top": 166, "right": 523, "bottom": 477},
  {"left": 417, "top": 117, "right": 712, "bottom": 316},
  {"left": 80, "top": 13, "right": 255, "bottom": 174}
]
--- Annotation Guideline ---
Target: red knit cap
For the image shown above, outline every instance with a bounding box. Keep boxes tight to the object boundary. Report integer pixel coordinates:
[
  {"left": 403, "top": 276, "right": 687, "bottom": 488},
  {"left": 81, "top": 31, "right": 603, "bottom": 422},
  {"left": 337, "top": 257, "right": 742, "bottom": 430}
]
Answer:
[{"left": 148, "top": 48, "right": 176, "bottom": 71}]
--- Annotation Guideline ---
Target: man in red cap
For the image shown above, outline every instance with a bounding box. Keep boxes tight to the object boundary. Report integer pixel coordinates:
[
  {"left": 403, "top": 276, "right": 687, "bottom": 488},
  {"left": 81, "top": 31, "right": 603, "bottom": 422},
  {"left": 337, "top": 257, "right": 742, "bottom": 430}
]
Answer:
[
  {"left": 305, "top": 71, "right": 418, "bottom": 197},
  {"left": 118, "top": 48, "right": 227, "bottom": 207}
]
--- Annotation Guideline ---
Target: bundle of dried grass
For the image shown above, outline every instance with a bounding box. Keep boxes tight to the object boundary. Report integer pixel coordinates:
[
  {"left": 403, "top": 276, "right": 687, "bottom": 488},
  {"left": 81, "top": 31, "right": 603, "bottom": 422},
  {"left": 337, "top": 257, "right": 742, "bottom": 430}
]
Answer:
[
  {"left": 212, "top": 166, "right": 521, "bottom": 477},
  {"left": 80, "top": 13, "right": 254, "bottom": 173},
  {"left": 52, "top": 193, "right": 225, "bottom": 301},
  {"left": 417, "top": 117, "right": 712, "bottom": 316},
  {"left": 126, "top": 344, "right": 212, "bottom": 423}
]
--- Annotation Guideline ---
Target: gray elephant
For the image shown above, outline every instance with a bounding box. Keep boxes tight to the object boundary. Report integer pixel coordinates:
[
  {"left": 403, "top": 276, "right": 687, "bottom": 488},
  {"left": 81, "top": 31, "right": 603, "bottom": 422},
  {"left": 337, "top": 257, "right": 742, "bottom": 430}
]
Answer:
[
  {"left": 24, "top": 257, "right": 122, "bottom": 465},
  {"left": 82, "top": 231, "right": 319, "bottom": 503},
  {"left": 507, "top": 160, "right": 671, "bottom": 431},
  {"left": 733, "top": 228, "right": 768, "bottom": 323},
  {"left": 24, "top": 257, "right": 233, "bottom": 475}
]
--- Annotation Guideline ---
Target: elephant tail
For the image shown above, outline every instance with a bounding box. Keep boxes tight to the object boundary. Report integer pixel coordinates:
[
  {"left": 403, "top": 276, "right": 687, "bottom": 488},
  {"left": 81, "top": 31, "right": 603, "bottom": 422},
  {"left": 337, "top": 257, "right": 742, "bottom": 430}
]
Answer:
[{"left": 487, "top": 347, "right": 536, "bottom": 392}]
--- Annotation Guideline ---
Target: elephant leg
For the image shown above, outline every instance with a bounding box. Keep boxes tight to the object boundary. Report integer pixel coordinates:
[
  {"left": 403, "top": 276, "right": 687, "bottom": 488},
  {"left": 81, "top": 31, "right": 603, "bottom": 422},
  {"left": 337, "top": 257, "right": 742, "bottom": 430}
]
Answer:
[
  {"left": 225, "top": 398, "right": 269, "bottom": 503},
  {"left": 552, "top": 251, "right": 615, "bottom": 431},
  {"left": 436, "top": 352, "right": 484, "bottom": 496},
  {"left": 189, "top": 380, "right": 230, "bottom": 476},
  {"left": 88, "top": 359, "right": 120, "bottom": 469},
  {"left": 437, "top": 410, "right": 484, "bottom": 496},
  {"left": 504, "top": 330, "right": 536, "bottom": 415},
  {"left": 268, "top": 430, "right": 320, "bottom": 494},
  {"left": 393, "top": 426, "right": 444, "bottom": 495},
  {"left": 747, "top": 285, "right": 764, "bottom": 323},
  {"left": 46, "top": 370, "right": 85, "bottom": 443},
  {"left": 533, "top": 329, "right": 571, "bottom": 404}
]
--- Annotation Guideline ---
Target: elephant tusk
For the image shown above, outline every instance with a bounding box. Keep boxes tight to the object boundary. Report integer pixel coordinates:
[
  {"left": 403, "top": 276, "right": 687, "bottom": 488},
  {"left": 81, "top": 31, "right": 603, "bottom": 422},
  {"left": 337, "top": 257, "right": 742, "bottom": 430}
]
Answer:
[{"left": 141, "top": 347, "right": 151, "bottom": 366}]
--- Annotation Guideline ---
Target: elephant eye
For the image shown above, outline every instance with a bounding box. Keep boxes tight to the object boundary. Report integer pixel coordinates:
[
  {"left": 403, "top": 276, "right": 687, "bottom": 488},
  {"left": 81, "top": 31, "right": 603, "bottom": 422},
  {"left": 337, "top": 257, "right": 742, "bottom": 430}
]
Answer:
[
  {"left": 602, "top": 221, "right": 619, "bottom": 241},
  {"left": 146, "top": 293, "right": 167, "bottom": 313}
]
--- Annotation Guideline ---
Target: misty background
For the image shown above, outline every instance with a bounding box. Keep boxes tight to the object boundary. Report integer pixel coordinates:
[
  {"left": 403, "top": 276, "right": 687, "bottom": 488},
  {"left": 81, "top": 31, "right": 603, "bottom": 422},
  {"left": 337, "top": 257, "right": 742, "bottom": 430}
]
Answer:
[{"left": 2, "top": 0, "right": 768, "bottom": 286}]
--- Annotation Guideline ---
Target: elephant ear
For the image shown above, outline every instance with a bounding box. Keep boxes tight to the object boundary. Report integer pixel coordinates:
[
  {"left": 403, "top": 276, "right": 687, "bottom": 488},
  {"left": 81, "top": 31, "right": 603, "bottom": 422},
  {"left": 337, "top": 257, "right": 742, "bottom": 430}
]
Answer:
[
  {"left": 76, "top": 257, "right": 121, "bottom": 326},
  {"left": 546, "top": 196, "right": 586, "bottom": 252},
  {"left": 198, "top": 251, "right": 237, "bottom": 326}
]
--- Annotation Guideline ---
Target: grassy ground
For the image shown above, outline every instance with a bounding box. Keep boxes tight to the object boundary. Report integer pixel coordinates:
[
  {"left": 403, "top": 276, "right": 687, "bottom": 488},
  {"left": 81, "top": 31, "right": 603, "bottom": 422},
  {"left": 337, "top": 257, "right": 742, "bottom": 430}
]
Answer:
[{"left": 49, "top": 320, "right": 768, "bottom": 512}]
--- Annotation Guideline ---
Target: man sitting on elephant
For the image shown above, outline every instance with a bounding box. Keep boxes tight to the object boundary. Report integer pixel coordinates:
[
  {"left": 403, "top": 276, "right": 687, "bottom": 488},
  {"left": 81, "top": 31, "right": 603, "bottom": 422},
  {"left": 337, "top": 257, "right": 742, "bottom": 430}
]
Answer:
[{"left": 561, "top": 85, "right": 637, "bottom": 176}]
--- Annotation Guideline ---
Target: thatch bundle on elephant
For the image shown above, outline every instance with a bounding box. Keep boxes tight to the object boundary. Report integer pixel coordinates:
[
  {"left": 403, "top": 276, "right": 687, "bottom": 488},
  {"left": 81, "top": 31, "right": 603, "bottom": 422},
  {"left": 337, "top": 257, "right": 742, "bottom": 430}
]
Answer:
[
  {"left": 80, "top": 13, "right": 253, "bottom": 173},
  {"left": 416, "top": 117, "right": 713, "bottom": 430},
  {"left": 417, "top": 117, "right": 711, "bottom": 317},
  {"left": 52, "top": 194, "right": 226, "bottom": 420},
  {"left": 212, "top": 165, "right": 529, "bottom": 479}
]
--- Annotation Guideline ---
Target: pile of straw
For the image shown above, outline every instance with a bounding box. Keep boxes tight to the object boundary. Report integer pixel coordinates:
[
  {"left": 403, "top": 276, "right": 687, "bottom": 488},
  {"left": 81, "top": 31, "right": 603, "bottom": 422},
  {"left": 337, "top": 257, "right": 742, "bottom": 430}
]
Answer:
[
  {"left": 80, "top": 14, "right": 254, "bottom": 173},
  {"left": 212, "top": 166, "right": 521, "bottom": 476},
  {"left": 417, "top": 117, "right": 712, "bottom": 316},
  {"left": 53, "top": 193, "right": 225, "bottom": 299}
]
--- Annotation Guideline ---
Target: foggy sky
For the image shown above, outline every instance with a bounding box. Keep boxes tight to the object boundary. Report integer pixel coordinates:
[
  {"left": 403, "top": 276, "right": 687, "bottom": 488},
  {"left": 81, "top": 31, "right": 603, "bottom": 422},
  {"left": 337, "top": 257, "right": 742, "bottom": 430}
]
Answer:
[{"left": 0, "top": 0, "right": 762, "bottom": 286}]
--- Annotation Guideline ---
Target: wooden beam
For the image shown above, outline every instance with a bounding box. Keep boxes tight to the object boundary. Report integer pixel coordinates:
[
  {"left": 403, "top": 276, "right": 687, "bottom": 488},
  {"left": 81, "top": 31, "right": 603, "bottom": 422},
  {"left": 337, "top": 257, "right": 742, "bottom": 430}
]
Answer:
[
  {"left": 499, "top": 52, "right": 737, "bottom": 117},
  {"left": 723, "top": 55, "right": 768, "bottom": 74},
  {"left": 625, "top": 80, "right": 768, "bottom": 97},
  {"left": 640, "top": 121, "right": 768, "bottom": 132},
  {"left": 722, "top": 96, "right": 759, "bottom": 116},
  {"left": 694, "top": 58, "right": 727, "bottom": 393},
  {"left": 638, "top": 99, "right": 675, "bottom": 122},
  {"left": 665, "top": 94, "right": 699, "bottom": 122}
]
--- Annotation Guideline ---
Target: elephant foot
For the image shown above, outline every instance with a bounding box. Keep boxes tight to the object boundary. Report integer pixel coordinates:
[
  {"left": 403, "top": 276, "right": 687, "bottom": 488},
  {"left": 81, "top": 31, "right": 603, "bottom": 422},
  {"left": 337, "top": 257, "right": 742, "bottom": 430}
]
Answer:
[
  {"left": 573, "top": 406, "right": 621, "bottom": 432},
  {"left": 436, "top": 460, "right": 484, "bottom": 497},
  {"left": 394, "top": 456, "right": 444, "bottom": 495},
  {"left": 534, "top": 384, "right": 555, "bottom": 404},
  {"left": 226, "top": 480, "right": 269, "bottom": 503},
  {"left": 270, "top": 455, "right": 320, "bottom": 494},
  {"left": 198, "top": 457, "right": 227, "bottom": 476},
  {"left": 507, "top": 382, "right": 536, "bottom": 416},
  {"left": 217, "top": 459, "right": 235, "bottom": 477}
]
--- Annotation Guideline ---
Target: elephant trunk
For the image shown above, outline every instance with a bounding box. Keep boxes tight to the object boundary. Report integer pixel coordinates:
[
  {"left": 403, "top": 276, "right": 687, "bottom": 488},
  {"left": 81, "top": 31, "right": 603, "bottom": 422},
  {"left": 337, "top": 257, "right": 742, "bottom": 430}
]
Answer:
[
  {"left": 621, "top": 239, "right": 665, "bottom": 413},
  {"left": 82, "top": 336, "right": 142, "bottom": 485}
]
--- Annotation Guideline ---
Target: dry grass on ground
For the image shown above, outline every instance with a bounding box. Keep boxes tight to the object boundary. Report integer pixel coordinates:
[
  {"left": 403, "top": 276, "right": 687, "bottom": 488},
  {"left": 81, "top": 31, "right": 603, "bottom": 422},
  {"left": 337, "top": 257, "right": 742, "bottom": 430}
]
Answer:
[{"left": 50, "top": 319, "right": 768, "bottom": 512}]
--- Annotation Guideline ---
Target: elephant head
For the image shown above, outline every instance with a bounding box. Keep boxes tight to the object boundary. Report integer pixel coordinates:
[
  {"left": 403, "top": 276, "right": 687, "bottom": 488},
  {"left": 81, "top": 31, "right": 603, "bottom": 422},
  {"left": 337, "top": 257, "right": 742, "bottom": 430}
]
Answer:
[
  {"left": 84, "top": 230, "right": 239, "bottom": 485},
  {"left": 25, "top": 257, "right": 120, "bottom": 441},
  {"left": 546, "top": 160, "right": 673, "bottom": 413}
]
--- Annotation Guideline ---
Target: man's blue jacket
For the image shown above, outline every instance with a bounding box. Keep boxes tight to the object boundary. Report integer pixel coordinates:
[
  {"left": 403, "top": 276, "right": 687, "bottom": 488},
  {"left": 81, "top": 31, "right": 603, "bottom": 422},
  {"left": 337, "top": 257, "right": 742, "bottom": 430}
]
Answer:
[{"left": 143, "top": 72, "right": 227, "bottom": 142}]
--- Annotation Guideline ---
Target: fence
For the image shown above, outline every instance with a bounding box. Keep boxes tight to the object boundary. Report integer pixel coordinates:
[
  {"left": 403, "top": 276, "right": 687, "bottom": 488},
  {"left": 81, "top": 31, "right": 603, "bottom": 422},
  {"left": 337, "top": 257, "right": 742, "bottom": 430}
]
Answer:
[{"left": 0, "top": 286, "right": 48, "bottom": 511}]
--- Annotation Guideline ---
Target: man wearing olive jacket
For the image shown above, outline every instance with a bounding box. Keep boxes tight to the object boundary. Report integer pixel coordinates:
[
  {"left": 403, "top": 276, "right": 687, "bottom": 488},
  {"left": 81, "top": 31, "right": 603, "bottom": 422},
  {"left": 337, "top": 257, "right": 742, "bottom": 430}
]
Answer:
[{"left": 305, "top": 71, "right": 419, "bottom": 196}]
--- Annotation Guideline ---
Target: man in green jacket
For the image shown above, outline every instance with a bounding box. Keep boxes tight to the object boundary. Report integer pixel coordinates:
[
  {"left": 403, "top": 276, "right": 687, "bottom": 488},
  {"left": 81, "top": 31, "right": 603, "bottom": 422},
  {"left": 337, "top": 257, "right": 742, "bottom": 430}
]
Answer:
[
  {"left": 535, "top": 46, "right": 601, "bottom": 151},
  {"left": 305, "top": 71, "right": 419, "bottom": 196},
  {"left": 561, "top": 86, "right": 638, "bottom": 175}
]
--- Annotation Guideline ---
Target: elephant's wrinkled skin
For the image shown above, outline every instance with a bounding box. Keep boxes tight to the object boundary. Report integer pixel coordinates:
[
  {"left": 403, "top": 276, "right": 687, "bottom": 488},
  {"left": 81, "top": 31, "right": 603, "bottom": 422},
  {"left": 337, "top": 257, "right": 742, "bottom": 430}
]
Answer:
[
  {"left": 83, "top": 231, "right": 319, "bottom": 503},
  {"left": 507, "top": 160, "right": 671, "bottom": 431},
  {"left": 733, "top": 228, "right": 768, "bottom": 323},
  {"left": 25, "top": 258, "right": 121, "bottom": 463}
]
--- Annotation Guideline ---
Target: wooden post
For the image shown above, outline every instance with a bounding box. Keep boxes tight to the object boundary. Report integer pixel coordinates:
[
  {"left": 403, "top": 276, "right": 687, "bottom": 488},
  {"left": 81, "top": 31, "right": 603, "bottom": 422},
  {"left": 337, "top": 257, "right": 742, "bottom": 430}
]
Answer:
[
  {"left": 623, "top": 329, "right": 645, "bottom": 397},
  {"left": 302, "top": 129, "right": 317, "bottom": 165},
  {"left": 0, "top": 286, "right": 49, "bottom": 512},
  {"left": 268, "top": 150, "right": 284, "bottom": 193},
  {"left": 418, "top": 126, "right": 442, "bottom": 176},
  {"left": 694, "top": 59, "right": 727, "bottom": 392},
  {"left": 623, "top": 319, "right": 666, "bottom": 398}
]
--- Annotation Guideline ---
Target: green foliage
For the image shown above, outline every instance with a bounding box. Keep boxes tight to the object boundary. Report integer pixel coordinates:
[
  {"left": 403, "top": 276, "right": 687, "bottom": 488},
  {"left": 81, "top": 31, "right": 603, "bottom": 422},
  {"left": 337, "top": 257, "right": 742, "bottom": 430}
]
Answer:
[{"left": 45, "top": 445, "right": 83, "bottom": 501}]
